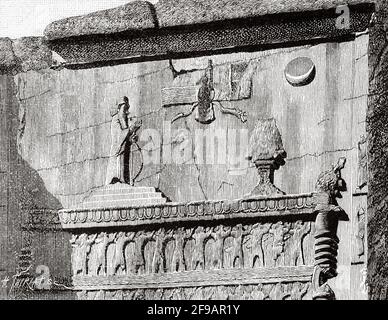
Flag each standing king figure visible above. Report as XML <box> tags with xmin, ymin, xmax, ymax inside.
<box><xmin>105</xmin><ymin>96</ymin><xmax>141</xmax><ymax>185</ymax></box>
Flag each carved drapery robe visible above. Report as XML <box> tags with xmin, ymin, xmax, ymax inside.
<box><xmin>105</xmin><ymin>103</ymin><xmax>136</xmax><ymax>185</ymax></box>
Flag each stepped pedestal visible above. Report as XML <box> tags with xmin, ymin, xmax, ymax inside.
<box><xmin>81</xmin><ymin>184</ymin><xmax>167</xmax><ymax>209</ymax></box>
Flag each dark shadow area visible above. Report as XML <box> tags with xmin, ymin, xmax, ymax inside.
<box><xmin>1</xmin><ymin>75</ymin><xmax>72</xmax><ymax>300</ymax></box>
<box><xmin>10</xmin><ymin>156</ymin><xmax>63</xmax><ymax>211</ymax></box>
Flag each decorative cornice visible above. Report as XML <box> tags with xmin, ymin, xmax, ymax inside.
<box><xmin>44</xmin><ymin>3</ymin><xmax>374</xmax><ymax>69</ymax></box>
<box><xmin>154</xmin><ymin>0</ymin><xmax>375</xmax><ymax>29</ymax></box>
<box><xmin>44</xmin><ymin>1</ymin><xmax>157</xmax><ymax>41</ymax></box>
<box><xmin>59</xmin><ymin>193</ymin><xmax>315</xmax><ymax>230</ymax></box>
<box><xmin>44</xmin><ymin>1</ymin><xmax>375</xmax><ymax>40</ymax></box>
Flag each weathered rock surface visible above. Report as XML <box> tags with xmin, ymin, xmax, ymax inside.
<box><xmin>155</xmin><ymin>0</ymin><xmax>373</xmax><ymax>28</ymax></box>
<box><xmin>44</xmin><ymin>1</ymin><xmax>158</xmax><ymax>40</ymax></box>
<box><xmin>367</xmin><ymin>0</ymin><xmax>388</xmax><ymax>300</ymax></box>
<box><xmin>0</xmin><ymin>38</ymin><xmax>19</xmax><ymax>74</ymax></box>
<box><xmin>0</xmin><ymin>37</ymin><xmax>52</xmax><ymax>75</ymax></box>
<box><xmin>43</xmin><ymin>0</ymin><xmax>375</xmax><ymax>40</ymax></box>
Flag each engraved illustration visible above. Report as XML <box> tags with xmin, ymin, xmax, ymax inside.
<box><xmin>0</xmin><ymin>0</ymin><xmax>382</xmax><ymax>302</ymax></box>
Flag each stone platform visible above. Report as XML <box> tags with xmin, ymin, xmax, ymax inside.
<box><xmin>81</xmin><ymin>184</ymin><xmax>167</xmax><ymax>209</ymax></box>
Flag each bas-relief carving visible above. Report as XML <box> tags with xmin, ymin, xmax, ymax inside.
<box><xmin>210</xmin><ymin>225</ymin><xmax>232</xmax><ymax>269</ymax></box>
<box><xmin>247</xmin><ymin>118</ymin><xmax>287</xmax><ymax>196</ymax></box>
<box><xmin>356</xmin><ymin>135</ymin><xmax>368</xmax><ymax>192</ymax></box>
<box><xmin>70</xmin><ymin>220</ymin><xmax>313</xmax><ymax>278</ymax></box>
<box><xmin>269</xmin><ymin>222</ymin><xmax>291</xmax><ymax>264</ymax></box>
<box><xmin>105</xmin><ymin>96</ymin><xmax>142</xmax><ymax>186</ymax></box>
<box><xmin>351</xmin><ymin>132</ymin><xmax>368</xmax><ymax>264</ymax></box>
<box><xmin>170</xmin><ymin>227</ymin><xmax>187</xmax><ymax>272</ymax></box>
<box><xmin>190</xmin><ymin>226</ymin><xmax>212</xmax><ymax>270</ymax></box>
<box><xmin>356</xmin><ymin>205</ymin><xmax>366</xmax><ymax>259</ymax></box>
<box><xmin>77</xmin><ymin>282</ymin><xmax>310</xmax><ymax>300</ymax></box>
<box><xmin>60</xmin><ymin>194</ymin><xmax>315</xmax><ymax>227</ymax></box>
<box><xmin>230</xmin><ymin>62</ymin><xmax>253</xmax><ymax>100</ymax></box>
<box><xmin>312</xmin><ymin>157</ymin><xmax>347</xmax><ymax>300</ymax></box>
<box><xmin>352</xmin><ymin>204</ymin><xmax>366</xmax><ymax>264</ymax></box>
<box><xmin>166</xmin><ymin>60</ymin><xmax>248</xmax><ymax>124</ymax></box>
<box><xmin>70</xmin><ymin>233</ymin><xmax>96</xmax><ymax>276</ymax></box>
<box><xmin>90</xmin><ymin>232</ymin><xmax>115</xmax><ymax>276</ymax></box>
<box><xmin>351</xmin><ymin>136</ymin><xmax>367</xmax><ymax>265</ymax></box>
<box><xmin>64</xmin><ymin>101</ymin><xmax>349</xmax><ymax>300</ymax></box>
<box><xmin>284</xmin><ymin>221</ymin><xmax>311</xmax><ymax>266</ymax></box>
<box><xmin>171</xmin><ymin>61</ymin><xmax>216</xmax><ymax>124</ymax></box>
<box><xmin>284</xmin><ymin>57</ymin><xmax>316</xmax><ymax>87</ymax></box>
<box><xmin>245</xmin><ymin>224</ymin><xmax>269</xmax><ymax>268</ymax></box>
<box><xmin>164</xmin><ymin>59</ymin><xmax>256</xmax><ymax>104</ymax></box>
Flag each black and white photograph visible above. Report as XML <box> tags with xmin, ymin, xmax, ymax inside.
<box><xmin>0</xmin><ymin>0</ymin><xmax>386</xmax><ymax>306</ymax></box>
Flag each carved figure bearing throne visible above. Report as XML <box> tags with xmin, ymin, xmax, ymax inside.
<box><xmin>312</xmin><ymin>157</ymin><xmax>348</xmax><ymax>300</ymax></box>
